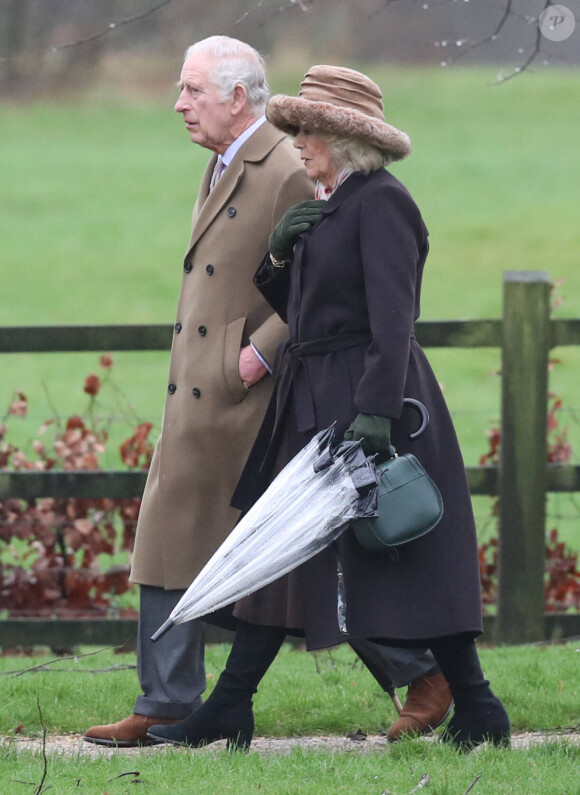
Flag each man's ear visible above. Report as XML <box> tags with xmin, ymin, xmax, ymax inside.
<box><xmin>231</xmin><ymin>83</ymin><xmax>248</xmax><ymax>115</ymax></box>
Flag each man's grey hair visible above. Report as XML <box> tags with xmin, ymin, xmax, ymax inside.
<box><xmin>185</xmin><ymin>36</ymin><xmax>269</xmax><ymax>113</ymax></box>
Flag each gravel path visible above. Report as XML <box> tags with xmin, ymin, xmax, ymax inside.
<box><xmin>3</xmin><ymin>730</ymin><xmax>579</xmax><ymax>757</ymax></box>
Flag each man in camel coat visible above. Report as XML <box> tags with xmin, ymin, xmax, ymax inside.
<box><xmin>83</xmin><ymin>36</ymin><xmax>450</xmax><ymax>748</ymax></box>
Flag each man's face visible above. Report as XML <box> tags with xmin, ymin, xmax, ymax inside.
<box><xmin>174</xmin><ymin>52</ymin><xmax>234</xmax><ymax>153</ymax></box>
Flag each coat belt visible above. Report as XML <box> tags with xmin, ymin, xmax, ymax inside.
<box><xmin>279</xmin><ymin>331</ymin><xmax>372</xmax><ymax>432</ymax></box>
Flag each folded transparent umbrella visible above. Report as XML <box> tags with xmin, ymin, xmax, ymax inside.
<box><xmin>151</xmin><ymin>425</ymin><xmax>378</xmax><ymax>642</ymax></box>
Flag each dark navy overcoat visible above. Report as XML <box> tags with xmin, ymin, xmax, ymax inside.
<box><xmin>232</xmin><ymin>168</ymin><xmax>483</xmax><ymax>650</ymax></box>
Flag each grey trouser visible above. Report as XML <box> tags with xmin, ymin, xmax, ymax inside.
<box><xmin>134</xmin><ymin>585</ymin><xmax>206</xmax><ymax>719</ymax></box>
<box><xmin>133</xmin><ymin>586</ymin><xmax>439</xmax><ymax>717</ymax></box>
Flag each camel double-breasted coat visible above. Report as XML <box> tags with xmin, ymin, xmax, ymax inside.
<box><xmin>231</xmin><ymin>169</ymin><xmax>484</xmax><ymax>649</ymax></box>
<box><xmin>131</xmin><ymin>122</ymin><xmax>313</xmax><ymax>590</ymax></box>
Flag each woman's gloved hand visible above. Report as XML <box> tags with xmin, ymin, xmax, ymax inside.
<box><xmin>344</xmin><ymin>413</ymin><xmax>395</xmax><ymax>458</ymax></box>
<box><xmin>268</xmin><ymin>200</ymin><xmax>326</xmax><ymax>261</ymax></box>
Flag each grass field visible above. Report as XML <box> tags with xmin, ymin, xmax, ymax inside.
<box><xmin>1</xmin><ymin>643</ymin><xmax>579</xmax><ymax>793</ymax></box>
<box><xmin>2</xmin><ymin>743</ymin><xmax>579</xmax><ymax>795</ymax></box>
<box><xmin>1</xmin><ymin>66</ymin><xmax>579</xmax><ymax>550</ymax></box>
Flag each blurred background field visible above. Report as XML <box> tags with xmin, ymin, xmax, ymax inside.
<box><xmin>1</xmin><ymin>1</ymin><xmax>579</xmax><ymax>555</ymax></box>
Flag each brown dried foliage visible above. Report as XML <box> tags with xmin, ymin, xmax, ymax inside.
<box><xmin>0</xmin><ymin>357</ymin><xmax>154</xmax><ymax>618</ymax></box>
<box><xmin>1</xmin><ymin>357</ymin><xmax>578</xmax><ymax>618</ymax></box>
<box><xmin>478</xmin><ymin>392</ymin><xmax>580</xmax><ymax>613</ymax></box>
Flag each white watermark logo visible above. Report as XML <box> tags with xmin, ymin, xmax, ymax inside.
<box><xmin>539</xmin><ymin>4</ymin><xmax>576</xmax><ymax>41</ymax></box>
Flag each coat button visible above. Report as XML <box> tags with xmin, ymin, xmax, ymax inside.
<box><xmin>198</xmin><ymin>325</ymin><xmax>207</xmax><ymax>337</ymax></box>
<box><xmin>227</xmin><ymin>207</ymin><xmax>236</xmax><ymax>218</ymax></box>
<box><xmin>174</xmin><ymin>322</ymin><xmax>182</xmax><ymax>333</ymax></box>
<box><xmin>168</xmin><ymin>383</ymin><xmax>177</xmax><ymax>394</ymax></box>
<box><xmin>192</xmin><ymin>387</ymin><xmax>201</xmax><ymax>398</ymax></box>
<box><xmin>206</xmin><ymin>264</ymin><xmax>214</xmax><ymax>275</ymax></box>
<box><xmin>184</xmin><ymin>261</ymin><xmax>193</xmax><ymax>273</ymax></box>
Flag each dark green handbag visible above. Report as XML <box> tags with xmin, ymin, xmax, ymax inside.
<box><xmin>351</xmin><ymin>452</ymin><xmax>444</xmax><ymax>552</ymax></box>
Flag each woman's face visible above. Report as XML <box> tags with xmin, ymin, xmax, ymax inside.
<box><xmin>293</xmin><ymin>130</ymin><xmax>337</xmax><ymax>186</ymax></box>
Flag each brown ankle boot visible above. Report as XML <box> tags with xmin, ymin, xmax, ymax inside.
<box><xmin>387</xmin><ymin>673</ymin><xmax>453</xmax><ymax>742</ymax></box>
<box><xmin>83</xmin><ymin>713</ymin><xmax>180</xmax><ymax>747</ymax></box>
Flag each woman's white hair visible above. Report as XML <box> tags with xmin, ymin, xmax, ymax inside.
<box><xmin>185</xmin><ymin>36</ymin><xmax>269</xmax><ymax>113</ymax></box>
<box><xmin>322</xmin><ymin>134</ymin><xmax>389</xmax><ymax>173</ymax></box>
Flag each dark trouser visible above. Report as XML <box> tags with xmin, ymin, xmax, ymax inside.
<box><xmin>350</xmin><ymin>639</ymin><xmax>439</xmax><ymax>691</ymax></box>
<box><xmin>133</xmin><ymin>587</ymin><xmax>439</xmax><ymax>717</ymax></box>
<box><xmin>134</xmin><ymin>585</ymin><xmax>206</xmax><ymax>719</ymax></box>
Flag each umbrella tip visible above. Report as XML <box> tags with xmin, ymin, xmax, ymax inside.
<box><xmin>150</xmin><ymin>618</ymin><xmax>175</xmax><ymax>643</ymax></box>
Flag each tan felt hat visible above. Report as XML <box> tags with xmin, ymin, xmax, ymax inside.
<box><xmin>267</xmin><ymin>65</ymin><xmax>411</xmax><ymax>162</ymax></box>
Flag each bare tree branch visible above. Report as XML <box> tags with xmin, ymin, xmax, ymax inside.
<box><xmin>0</xmin><ymin>0</ymin><xmax>173</xmax><ymax>66</ymax></box>
<box><xmin>50</xmin><ymin>0</ymin><xmax>173</xmax><ymax>53</ymax></box>
<box><xmin>437</xmin><ymin>0</ymin><xmax>553</xmax><ymax>82</ymax></box>
<box><xmin>215</xmin><ymin>0</ymin><xmax>314</xmax><ymax>37</ymax></box>
<box><xmin>492</xmin><ymin>21</ymin><xmax>543</xmax><ymax>84</ymax></box>
<box><xmin>230</xmin><ymin>0</ymin><xmax>267</xmax><ymax>28</ymax></box>
<box><xmin>370</xmin><ymin>0</ymin><xmax>467</xmax><ymax>21</ymax></box>
<box><xmin>8</xmin><ymin>663</ymin><xmax>137</xmax><ymax>675</ymax></box>
<box><xmin>1</xmin><ymin>645</ymin><xmax>126</xmax><ymax>677</ymax></box>
<box><xmin>463</xmin><ymin>772</ymin><xmax>484</xmax><ymax>795</ymax></box>
<box><xmin>410</xmin><ymin>774</ymin><xmax>431</xmax><ymax>793</ymax></box>
<box><xmin>107</xmin><ymin>771</ymin><xmax>141</xmax><ymax>782</ymax></box>
<box><xmin>0</xmin><ymin>0</ymin><xmax>316</xmax><ymax>70</ymax></box>
<box><xmin>458</xmin><ymin>0</ymin><xmax>515</xmax><ymax>56</ymax></box>
<box><xmin>0</xmin><ymin>0</ymin><xmax>569</xmax><ymax>85</ymax></box>
<box><xmin>33</xmin><ymin>696</ymin><xmax>49</xmax><ymax>795</ymax></box>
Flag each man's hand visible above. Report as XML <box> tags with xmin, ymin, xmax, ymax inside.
<box><xmin>238</xmin><ymin>345</ymin><xmax>267</xmax><ymax>388</ymax></box>
<box><xmin>268</xmin><ymin>200</ymin><xmax>326</xmax><ymax>261</ymax></box>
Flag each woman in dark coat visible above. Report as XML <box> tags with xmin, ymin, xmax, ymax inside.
<box><xmin>148</xmin><ymin>65</ymin><xmax>510</xmax><ymax>752</ymax></box>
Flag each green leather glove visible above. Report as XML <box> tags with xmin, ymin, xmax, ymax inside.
<box><xmin>344</xmin><ymin>413</ymin><xmax>394</xmax><ymax>458</ymax></box>
<box><xmin>269</xmin><ymin>200</ymin><xmax>326</xmax><ymax>261</ymax></box>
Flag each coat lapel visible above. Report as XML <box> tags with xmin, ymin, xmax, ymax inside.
<box><xmin>294</xmin><ymin>172</ymin><xmax>371</xmax><ymax>250</ymax></box>
<box><xmin>188</xmin><ymin>156</ymin><xmax>244</xmax><ymax>249</ymax></box>
<box><xmin>187</xmin><ymin>124</ymin><xmax>287</xmax><ymax>252</ymax></box>
<box><xmin>321</xmin><ymin>170</ymin><xmax>372</xmax><ymax>216</ymax></box>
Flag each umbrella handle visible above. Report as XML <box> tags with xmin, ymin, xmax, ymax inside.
<box><xmin>403</xmin><ymin>398</ymin><xmax>429</xmax><ymax>439</ymax></box>
<box><xmin>151</xmin><ymin>618</ymin><xmax>175</xmax><ymax>643</ymax></box>
<box><xmin>390</xmin><ymin>691</ymin><xmax>404</xmax><ymax>714</ymax></box>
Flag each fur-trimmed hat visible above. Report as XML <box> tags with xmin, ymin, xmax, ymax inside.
<box><xmin>267</xmin><ymin>65</ymin><xmax>411</xmax><ymax>162</ymax></box>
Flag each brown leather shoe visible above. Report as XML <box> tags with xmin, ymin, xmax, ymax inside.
<box><xmin>83</xmin><ymin>713</ymin><xmax>180</xmax><ymax>747</ymax></box>
<box><xmin>387</xmin><ymin>673</ymin><xmax>453</xmax><ymax>742</ymax></box>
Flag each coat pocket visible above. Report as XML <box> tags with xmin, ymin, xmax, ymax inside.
<box><xmin>223</xmin><ymin>316</ymin><xmax>250</xmax><ymax>404</ymax></box>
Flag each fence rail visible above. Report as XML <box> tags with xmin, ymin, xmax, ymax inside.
<box><xmin>1</xmin><ymin>463</ymin><xmax>579</xmax><ymax>502</ymax></box>
<box><xmin>2</xmin><ymin>615</ymin><xmax>578</xmax><ymax>651</ymax></box>
<box><xmin>1</xmin><ymin>271</ymin><xmax>579</xmax><ymax>647</ymax></box>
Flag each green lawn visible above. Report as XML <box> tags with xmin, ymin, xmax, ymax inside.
<box><xmin>1</xmin><ymin>643</ymin><xmax>579</xmax><ymax>793</ymax></box>
<box><xmin>0</xmin><ymin>739</ymin><xmax>580</xmax><ymax>795</ymax></box>
<box><xmin>2</xmin><ymin>67</ymin><xmax>579</xmax><ymax>555</ymax></box>
<box><xmin>3</xmin><ymin>642</ymin><xmax>578</xmax><ymax>737</ymax></box>
<box><xmin>2</xmin><ymin>743</ymin><xmax>579</xmax><ymax>794</ymax></box>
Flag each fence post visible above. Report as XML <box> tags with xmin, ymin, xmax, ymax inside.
<box><xmin>496</xmin><ymin>271</ymin><xmax>551</xmax><ymax>644</ymax></box>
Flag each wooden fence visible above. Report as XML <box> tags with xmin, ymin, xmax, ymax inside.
<box><xmin>1</xmin><ymin>271</ymin><xmax>579</xmax><ymax>649</ymax></box>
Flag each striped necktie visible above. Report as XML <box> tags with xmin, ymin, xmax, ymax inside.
<box><xmin>209</xmin><ymin>156</ymin><xmax>226</xmax><ymax>191</ymax></box>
